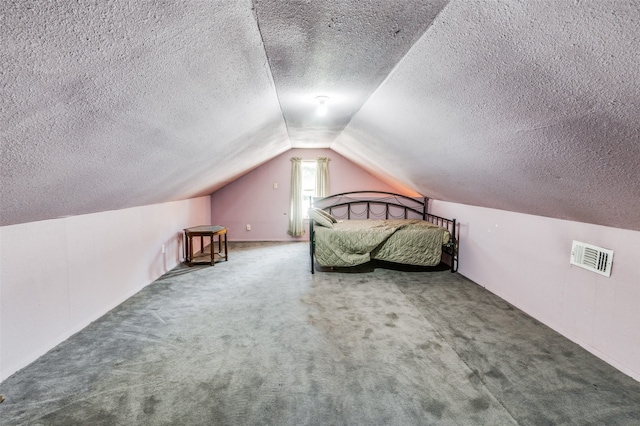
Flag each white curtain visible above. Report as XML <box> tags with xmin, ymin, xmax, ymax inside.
<box><xmin>315</xmin><ymin>157</ymin><xmax>330</xmax><ymax>197</ymax></box>
<box><xmin>288</xmin><ymin>157</ymin><xmax>304</xmax><ymax>236</ymax></box>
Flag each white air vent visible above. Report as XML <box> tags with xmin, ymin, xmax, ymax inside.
<box><xmin>570</xmin><ymin>240</ymin><xmax>613</xmax><ymax>277</ymax></box>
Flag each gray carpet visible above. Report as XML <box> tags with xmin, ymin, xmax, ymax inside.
<box><xmin>1</xmin><ymin>242</ymin><xmax>639</xmax><ymax>425</ymax></box>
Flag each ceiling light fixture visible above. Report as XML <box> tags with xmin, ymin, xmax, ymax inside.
<box><xmin>316</xmin><ymin>96</ymin><xmax>329</xmax><ymax>116</ymax></box>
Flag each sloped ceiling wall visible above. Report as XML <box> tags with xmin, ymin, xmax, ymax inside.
<box><xmin>332</xmin><ymin>0</ymin><xmax>640</xmax><ymax>231</ymax></box>
<box><xmin>1</xmin><ymin>1</ymin><xmax>290</xmax><ymax>225</ymax></box>
<box><xmin>254</xmin><ymin>0</ymin><xmax>447</xmax><ymax>147</ymax></box>
<box><xmin>2</xmin><ymin>1</ymin><xmax>639</xmax><ymax>230</ymax></box>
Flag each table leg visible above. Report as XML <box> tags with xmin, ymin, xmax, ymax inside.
<box><xmin>184</xmin><ymin>231</ymin><xmax>188</xmax><ymax>263</ymax></box>
<box><xmin>211</xmin><ymin>234</ymin><xmax>216</xmax><ymax>266</ymax></box>
<box><xmin>188</xmin><ymin>235</ymin><xmax>193</xmax><ymax>266</ymax></box>
<box><xmin>224</xmin><ymin>233</ymin><xmax>228</xmax><ymax>261</ymax></box>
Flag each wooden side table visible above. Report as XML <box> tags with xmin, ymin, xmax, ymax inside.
<box><xmin>183</xmin><ymin>225</ymin><xmax>228</xmax><ymax>266</ymax></box>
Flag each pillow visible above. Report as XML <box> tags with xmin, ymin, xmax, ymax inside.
<box><xmin>314</xmin><ymin>207</ymin><xmax>338</xmax><ymax>223</ymax></box>
<box><xmin>309</xmin><ymin>208</ymin><xmax>333</xmax><ymax>228</ymax></box>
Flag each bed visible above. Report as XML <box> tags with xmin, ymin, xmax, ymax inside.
<box><xmin>309</xmin><ymin>191</ymin><xmax>458</xmax><ymax>274</ymax></box>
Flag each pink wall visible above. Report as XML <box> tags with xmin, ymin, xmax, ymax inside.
<box><xmin>430</xmin><ymin>200</ymin><xmax>640</xmax><ymax>381</ymax></box>
<box><xmin>0</xmin><ymin>196</ymin><xmax>211</xmax><ymax>382</ymax></box>
<box><xmin>210</xmin><ymin>148</ymin><xmax>400</xmax><ymax>241</ymax></box>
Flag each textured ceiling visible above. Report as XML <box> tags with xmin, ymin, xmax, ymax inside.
<box><xmin>254</xmin><ymin>0</ymin><xmax>447</xmax><ymax>148</ymax></box>
<box><xmin>1</xmin><ymin>1</ymin><xmax>639</xmax><ymax>230</ymax></box>
<box><xmin>332</xmin><ymin>0</ymin><xmax>640</xmax><ymax>231</ymax></box>
<box><xmin>1</xmin><ymin>1</ymin><xmax>289</xmax><ymax>224</ymax></box>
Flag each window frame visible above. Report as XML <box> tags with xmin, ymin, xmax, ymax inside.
<box><xmin>301</xmin><ymin>160</ymin><xmax>317</xmax><ymax>219</ymax></box>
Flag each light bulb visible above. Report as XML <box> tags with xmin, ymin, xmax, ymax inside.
<box><xmin>315</xmin><ymin>96</ymin><xmax>329</xmax><ymax>116</ymax></box>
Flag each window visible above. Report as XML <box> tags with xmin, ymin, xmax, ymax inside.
<box><xmin>288</xmin><ymin>156</ymin><xmax>329</xmax><ymax>237</ymax></box>
<box><xmin>301</xmin><ymin>160</ymin><xmax>316</xmax><ymax>219</ymax></box>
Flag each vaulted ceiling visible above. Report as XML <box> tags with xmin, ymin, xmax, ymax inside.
<box><xmin>2</xmin><ymin>1</ymin><xmax>639</xmax><ymax>230</ymax></box>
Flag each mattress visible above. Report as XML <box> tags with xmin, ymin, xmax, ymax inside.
<box><xmin>313</xmin><ymin>219</ymin><xmax>450</xmax><ymax>268</ymax></box>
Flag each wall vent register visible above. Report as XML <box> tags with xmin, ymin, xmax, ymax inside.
<box><xmin>570</xmin><ymin>240</ymin><xmax>613</xmax><ymax>277</ymax></box>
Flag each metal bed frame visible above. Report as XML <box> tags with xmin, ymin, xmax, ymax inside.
<box><xmin>309</xmin><ymin>191</ymin><xmax>458</xmax><ymax>274</ymax></box>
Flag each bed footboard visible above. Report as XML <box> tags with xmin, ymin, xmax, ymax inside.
<box><xmin>424</xmin><ymin>213</ymin><xmax>458</xmax><ymax>273</ymax></box>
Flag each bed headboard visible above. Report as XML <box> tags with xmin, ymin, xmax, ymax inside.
<box><xmin>312</xmin><ymin>191</ymin><xmax>426</xmax><ymax>220</ymax></box>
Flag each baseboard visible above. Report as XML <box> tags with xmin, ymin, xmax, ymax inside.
<box><xmin>471</xmin><ymin>277</ymin><xmax>640</xmax><ymax>383</ymax></box>
<box><xmin>230</xmin><ymin>239</ymin><xmax>310</xmax><ymax>242</ymax></box>
<box><xmin>553</xmin><ymin>328</ymin><xmax>640</xmax><ymax>383</ymax></box>
<box><xmin>0</xmin><ymin>280</ymin><xmax>155</xmax><ymax>383</ymax></box>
